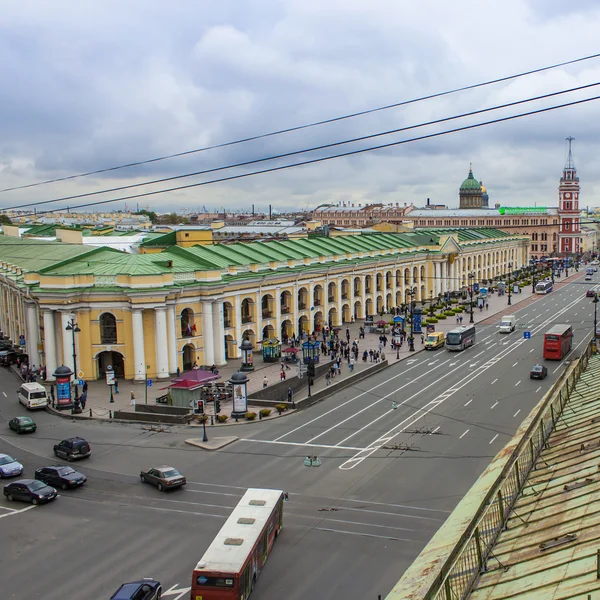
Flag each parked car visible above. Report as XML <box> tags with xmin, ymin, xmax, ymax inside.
<box><xmin>53</xmin><ymin>437</ymin><xmax>91</xmax><ymax>461</ymax></box>
<box><xmin>3</xmin><ymin>479</ymin><xmax>57</xmax><ymax>505</ymax></box>
<box><xmin>8</xmin><ymin>416</ymin><xmax>37</xmax><ymax>434</ymax></box>
<box><xmin>140</xmin><ymin>466</ymin><xmax>186</xmax><ymax>491</ymax></box>
<box><xmin>35</xmin><ymin>466</ymin><xmax>87</xmax><ymax>490</ymax></box>
<box><xmin>0</xmin><ymin>340</ymin><xmax>14</xmax><ymax>351</ymax></box>
<box><xmin>587</xmin><ymin>289</ymin><xmax>597</xmax><ymax>298</ymax></box>
<box><xmin>110</xmin><ymin>579</ymin><xmax>162</xmax><ymax>600</ymax></box>
<box><xmin>0</xmin><ymin>454</ymin><xmax>24</xmax><ymax>477</ymax></box>
<box><xmin>530</xmin><ymin>364</ymin><xmax>548</xmax><ymax>380</ymax></box>
<box><xmin>0</xmin><ymin>350</ymin><xmax>27</xmax><ymax>366</ymax></box>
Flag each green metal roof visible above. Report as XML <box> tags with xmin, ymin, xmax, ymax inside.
<box><xmin>20</xmin><ymin>224</ymin><xmax>57</xmax><ymax>238</ymax></box>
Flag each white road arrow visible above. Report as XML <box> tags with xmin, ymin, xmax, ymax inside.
<box><xmin>406</xmin><ymin>359</ymin><xmax>417</xmax><ymax>364</ymax></box>
<box><xmin>428</xmin><ymin>360</ymin><xmax>438</xmax><ymax>366</ymax></box>
<box><xmin>449</xmin><ymin>362</ymin><xmax>457</xmax><ymax>366</ymax></box>
<box><xmin>469</xmin><ymin>362</ymin><xmax>479</xmax><ymax>368</ymax></box>
<box><xmin>163</xmin><ymin>584</ymin><xmax>192</xmax><ymax>599</ymax></box>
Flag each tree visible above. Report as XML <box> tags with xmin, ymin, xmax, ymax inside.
<box><xmin>0</xmin><ymin>214</ymin><xmax>12</xmax><ymax>226</ymax></box>
<box><xmin>135</xmin><ymin>209</ymin><xmax>157</xmax><ymax>224</ymax></box>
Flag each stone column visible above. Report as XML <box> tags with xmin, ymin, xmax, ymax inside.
<box><xmin>154</xmin><ymin>307</ymin><xmax>169</xmax><ymax>379</ymax></box>
<box><xmin>434</xmin><ymin>262</ymin><xmax>441</xmax><ymax>296</ymax></box>
<box><xmin>234</xmin><ymin>295</ymin><xmax>242</xmax><ymax>359</ymax></box>
<box><xmin>212</xmin><ymin>301</ymin><xmax>226</xmax><ymax>366</ymax></box>
<box><xmin>43</xmin><ymin>309</ymin><xmax>57</xmax><ymax>380</ymax></box>
<box><xmin>132</xmin><ymin>308</ymin><xmax>146</xmax><ymax>382</ymax></box>
<box><xmin>275</xmin><ymin>287</ymin><xmax>282</xmax><ymax>339</ymax></box>
<box><xmin>26</xmin><ymin>303</ymin><xmax>40</xmax><ymax>366</ymax></box>
<box><xmin>166</xmin><ymin>303</ymin><xmax>177</xmax><ymax>374</ymax></box>
<box><xmin>61</xmin><ymin>311</ymin><xmax>75</xmax><ymax>373</ymax></box>
<box><xmin>201</xmin><ymin>301</ymin><xmax>215</xmax><ymax>367</ymax></box>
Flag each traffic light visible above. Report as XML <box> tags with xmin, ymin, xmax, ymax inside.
<box><xmin>215</xmin><ymin>399</ymin><xmax>221</xmax><ymax>414</ymax></box>
<box><xmin>196</xmin><ymin>400</ymin><xmax>204</xmax><ymax>414</ymax></box>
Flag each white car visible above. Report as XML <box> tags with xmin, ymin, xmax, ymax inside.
<box><xmin>0</xmin><ymin>454</ymin><xmax>24</xmax><ymax>478</ymax></box>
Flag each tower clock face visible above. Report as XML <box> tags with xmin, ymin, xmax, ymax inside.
<box><xmin>564</xmin><ymin>192</ymin><xmax>571</xmax><ymax>199</ymax></box>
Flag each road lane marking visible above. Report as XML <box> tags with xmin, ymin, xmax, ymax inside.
<box><xmin>459</xmin><ymin>429</ymin><xmax>469</xmax><ymax>439</ymax></box>
<box><xmin>0</xmin><ymin>505</ymin><xmax>36</xmax><ymax>519</ymax></box>
<box><xmin>553</xmin><ymin>364</ymin><xmax>563</xmax><ymax>374</ymax></box>
<box><xmin>530</xmin><ymin>348</ymin><xmax>535</xmax><ymax>353</ymax></box>
<box><xmin>464</xmin><ymin>399</ymin><xmax>472</xmax><ymax>407</ymax></box>
<box><xmin>536</xmin><ymin>386</ymin><xmax>542</xmax><ymax>393</ymax></box>
<box><xmin>491</xmin><ymin>378</ymin><xmax>498</xmax><ymax>384</ymax></box>
<box><xmin>513</xmin><ymin>409</ymin><xmax>521</xmax><ymax>418</ymax></box>
<box><xmin>489</xmin><ymin>434</ymin><xmax>499</xmax><ymax>444</ymax></box>
<box><xmin>2</xmin><ymin>392</ymin><xmax>6</xmax><ymax>398</ymax></box>
<box><xmin>515</xmin><ymin>380</ymin><xmax>521</xmax><ymax>386</ymax></box>
<box><xmin>163</xmin><ymin>585</ymin><xmax>192</xmax><ymax>599</ymax></box>
<box><xmin>314</xmin><ymin>527</ymin><xmax>418</xmax><ymax>543</ymax></box>
<box><xmin>512</xmin><ymin>362</ymin><xmax>518</xmax><ymax>367</ymax></box>
<box><xmin>469</xmin><ymin>362</ymin><xmax>479</xmax><ymax>367</ymax></box>
<box><xmin>429</xmin><ymin>426</ymin><xmax>440</xmax><ymax>435</ymax></box>
<box><xmin>272</xmin><ymin>357</ymin><xmax>447</xmax><ymax>442</ymax></box>
<box><xmin>490</xmin><ymin>401</ymin><xmax>498</xmax><ymax>409</ymax></box>
<box><xmin>241</xmin><ymin>439</ymin><xmax>365</xmax><ymax>451</ymax></box>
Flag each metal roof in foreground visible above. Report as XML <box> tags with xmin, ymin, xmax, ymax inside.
<box><xmin>470</xmin><ymin>354</ymin><xmax>600</xmax><ymax>599</ymax></box>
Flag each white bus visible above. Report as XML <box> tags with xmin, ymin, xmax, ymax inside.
<box><xmin>446</xmin><ymin>325</ymin><xmax>476</xmax><ymax>351</ymax></box>
<box><xmin>535</xmin><ymin>280</ymin><xmax>553</xmax><ymax>294</ymax></box>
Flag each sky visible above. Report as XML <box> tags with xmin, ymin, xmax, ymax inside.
<box><xmin>1</xmin><ymin>0</ymin><xmax>600</xmax><ymax>216</ymax></box>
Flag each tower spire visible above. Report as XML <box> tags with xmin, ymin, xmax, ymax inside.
<box><xmin>565</xmin><ymin>136</ymin><xmax>575</xmax><ymax>169</ymax></box>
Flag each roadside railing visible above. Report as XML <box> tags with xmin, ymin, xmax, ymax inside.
<box><xmin>388</xmin><ymin>341</ymin><xmax>593</xmax><ymax>600</ymax></box>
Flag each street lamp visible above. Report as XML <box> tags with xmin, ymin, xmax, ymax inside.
<box><xmin>429</xmin><ymin>289</ymin><xmax>434</xmax><ymax>317</ymax></box>
<box><xmin>593</xmin><ymin>293</ymin><xmax>599</xmax><ymax>347</ymax></box>
<box><xmin>532</xmin><ymin>270</ymin><xmax>537</xmax><ymax>294</ymax></box>
<box><xmin>408</xmin><ymin>287</ymin><xmax>416</xmax><ymax>351</ymax></box>
<box><xmin>65</xmin><ymin>317</ymin><xmax>82</xmax><ymax>414</ymax></box>
<box><xmin>507</xmin><ymin>262</ymin><xmax>513</xmax><ymax>306</ymax></box>
<box><xmin>468</xmin><ymin>272</ymin><xmax>475</xmax><ymax>324</ymax></box>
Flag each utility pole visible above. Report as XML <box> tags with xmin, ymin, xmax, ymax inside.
<box><xmin>507</xmin><ymin>262</ymin><xmax>513</xmax><ymax>306</ymax></box>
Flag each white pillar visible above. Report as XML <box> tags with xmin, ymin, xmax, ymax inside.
<box><xmin>434</xmin><ymin>262</ymin><xmax>441</xmax><ymax>296</ymax></box>
<box><xmin>275</xmin><ymin>287</ymin><xmax>281</xmax><ymax>339</ymax></box>
<box><xmin>234</xmin><ymin>295</ymin><xmax>242</xmax><ymax>359</ymax></box>
<box><xmin>154</xmin><ymin>307</ymin><xmax>169</xmax><ymax>379</ymax></box>
<box><xmin>361</xmin><ymin>275</ymin><xmax>367</xmax><ymax>318</ymax></box>
<box><xmin>43</xmin><ymin>310</ymin><xmax>57</xmax><ymax>380</ymax></box>
<box><xmin>166</xmin><ymin>303</ymin><xmax>177</xmax><ymax>374</ymax></box>
<box><xmin>26</xmin><ymin>303</ymin><xmax>40</xmax><ymax>366</ymax></box>
<box><xmin>132</xmin><ymin>308</ymin><xmax>146</xmax><ymax>382</ymax></box>
<box><xmin>61</xmin><ymin>311</ymin><xmax>75</xmax><ymax>373</ymax></box>
<box><xmin>212</xmin><ymin>301</ymin><xmax>226</xmax><ymax>366</ymax></box>
<box><xmin>202</xmin><ymin>301</ymin><xmax>215</xmax><ymax>367</ymax></box>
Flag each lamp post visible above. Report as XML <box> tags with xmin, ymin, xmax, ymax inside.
<box><xmin>65</xmin><ymin>317</ymin><xmax>81</xmax><ymax>414</ymax></box>
<box><xmin>593</xmin><ymin>293</ymin><xmax>599</xmax><ymax>347</ymax></box>
<box><xmin>507</xmin><ymin>262</ymin><xmax>513</xmax><ymax>306</ymax></box>
<box><xmin>429</xmin><ymin>289</ymin><xmax>434</xmax><ymax>317</ymax></box>
<box><xmin>408</xmin><ymin>287</ymin><xmax>416</xmax><ymax>351</ymax></box>
<box><xmin>532</xmin><ymin>271</ymin><xmax>537</xmax><ymax>294</ymax></box>
<box><xmin>468</xmin><ymin>272</ymin><xmax>475</xmax><ymax>324</ymax></box>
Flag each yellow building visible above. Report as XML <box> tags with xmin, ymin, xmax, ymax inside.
<box><xmin>0</xmin><ymin>228</ymin><xmax>529</xmax><ymax>382</ymax></box>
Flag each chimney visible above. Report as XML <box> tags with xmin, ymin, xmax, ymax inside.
<box><xmin>269</xmin><ymin>204</ymin><xmax>272</xmax><ymax>220</ymax></box>
<box><xmin>427</xmin><ymin>198</ymin><xmax>430</xmax><ymax>206</ymax></box>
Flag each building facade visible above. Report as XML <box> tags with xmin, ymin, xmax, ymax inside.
<box><xmin>313</xmin><ymin>202</ymin><xmax>414</xmax><ymax>227</ymax></box>
<box><xmin>0</xmin><ymin>229</ymin><xmax>528</xmax><ymax>382</ymax></box>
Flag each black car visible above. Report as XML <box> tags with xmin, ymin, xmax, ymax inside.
<box><xmin>110</xmin><ymin>579</ymin><xmax>162</xmax><ymax>600</ymax></box>
<box><xmin>35</xmin><ymin>466</ymin><xmax>87</xmax><ymax>490</ymax></box>
<box><xmin>0</xmin><ymin>350</ymin><xmax>27</xmax><ymax>366</ymax></box>
<box><xmin>4</xmin><ymin>479</ymin><xmax>57</xmax><ymax>504</ymax></box>
<box><xmin>530</xmin><ymin>364</ymin><xmax>548</xmax><ymax>380</ymax></box>
<box><xmin>53</xmin><ymin>437</ymin><xmax>91</xmax><ymax>461</ymax></box>
<box><xmin>587</xmin><ymin>289</ymin><xmax>597</xmax><ymax>298</ymax></box>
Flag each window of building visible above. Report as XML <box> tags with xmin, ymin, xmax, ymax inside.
<box><xmin>99</xmin><ymin>313</ymin><xmax>117</xmax><ymax>344</ymax></box>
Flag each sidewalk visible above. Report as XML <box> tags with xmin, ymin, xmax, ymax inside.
<box><xmin>45</xmin><ymin>270</ymin><xmax>583</xmax><ymax>422</ymax></box>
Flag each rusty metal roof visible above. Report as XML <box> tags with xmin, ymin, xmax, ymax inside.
<box><xmin>470</xmin><ymin>354</ymin><xmax>600</xmax><ymax>599</ymax></box>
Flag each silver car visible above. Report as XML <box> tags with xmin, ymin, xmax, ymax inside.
<box><xmin>0</xmin><ymin>454</ymin><xmax>24</xmax><ymax>478</ymax></box>
<box><xmin>140</xmin><ymin>466</ymin><xmax>186</xmax><ymax>491</ymax></box>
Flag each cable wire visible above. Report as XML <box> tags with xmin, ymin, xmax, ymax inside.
<box><xmin>1</xmin><ymin>51</ymin><xmax>599</xmax><ymax>194</ymax></box>
<box><xmin>5</xmin><ymin>81</ymin><xmax>599</xmax><ymax>212</ymax></box>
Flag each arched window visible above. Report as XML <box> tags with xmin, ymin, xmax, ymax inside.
<box><xmin>100</xmin><ymin>313</ymin><xmax>117</xmax><ymax>344</ymax></box>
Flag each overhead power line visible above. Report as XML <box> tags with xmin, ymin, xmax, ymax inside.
<box><xmin>1</xmin><ymin>51</ymin><xmax>600</xmax><ymax>194</ymax></box>
<box><xmin>4</xmin><ymin>81</ymin><xmax>600</xmax><ymax>213</ymax></box>
<box><xmin>10</xmin><ymin>92</ymin><xmax>600</xmax><ymax>219</ymax></box>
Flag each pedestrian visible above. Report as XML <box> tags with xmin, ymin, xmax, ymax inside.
<box><xmin>325</xmin><ymin>372</ymin><xmax>331</xmax><ymax>386</ymax></box>
<box><xmin>129</xmin><ymin>391</ymin><xmax>136</xmax><ymax>406</ymax></box>
<box><xmin>349</xmin><ymin>356</ymin><xmax>355</xmax><ymax>372</ymax></box>
<box><xmin>280</xmin><ymin>370</ymin><xmax>286</xmax><ymax>382</ymax></box>
<box><xmin>80</xmin><ymin>391</ymin><xmax>87</xmax><ymax>410</ymax></box>
<box><xmin>114</xmin><ymin>377</ymin><xmax>119</xmax><ymax>394</ymax></box>
<box><xmin>459</xmin><ymin>316</ymin><xmax>463</xmax><ymax>325</ymax></box>
<box><xmin>362</xmin><ymin>350</ymin><xmax>368</xmax><ymax>362</ymax></box>
<box><xmin>50</xmin><ymin>384</ymin><xmax>55</xmax><ymax>408</ymax></box>
<box><xmin>421</xmin><ymin>334</ymin><xmax>424</xmax><ymax>344</ymax></box>
<box><xmin>456</xmin><ymin>315</ymin><xmax>460</xmax><ymax>324</ymax></box>
<box><xmin>288</xmin><ymin>387</ymin><xmax>293</xmax><ymax>402</ymax></box>
<box><xmin>176</xmin><ymin>366</ymin><xmax>181</xmax><ymax>377</ymax></box>
<box><xmin>263</xmin><ymin>375</ymin><xmax>269</xmax><ymax>388</ymax></box>
<box><xmin>369</xmin><ymin>349</ymin><xmax>374</xmax><ymax>362</ymax></box>
<box><xmin>485</xmin><ymin>302</ymin><xmax>489</xmax><ymax>311</ymax></box>
<box><xmin>83</xmin><ymin>380</ymin><xmax>88</xmax><ymax>394</ymax></box>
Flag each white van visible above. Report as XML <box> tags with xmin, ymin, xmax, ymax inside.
<box><xmin>499</xmin><ymin>315</ymin><xmax>516</xmax><ymax>334</ymax></box>
<box><xmin>17</xmin><ymin>383</ymin><xmax>48</xmax><ymax>410</ymax></box>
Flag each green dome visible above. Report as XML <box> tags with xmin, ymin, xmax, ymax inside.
<box><xmin>460</xmin><ymin>168</ymin><xmax>481</xmax><ymax>191</ymax></box>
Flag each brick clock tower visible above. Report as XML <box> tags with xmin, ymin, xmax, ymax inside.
<box><xmin>557</xmin><ymin>136</ymin><xmax>580</xmax><ymax>257</ymax></box>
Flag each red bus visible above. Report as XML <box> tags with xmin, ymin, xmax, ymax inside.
<box><xmin>190</xmin><ymin>488</ymin><xmax>284</xmax><ymax>600</ymax></box>
<box><xmin>543</xmin><ymin>324</ymin><xmax>573</xmax><ymax>360</ymax></box>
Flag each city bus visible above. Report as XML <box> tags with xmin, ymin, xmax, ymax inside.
<box><xmin>190</xmin><ymin>488</ymin><xmax>284</xmax><ymax>600</ymax></box>
<box><xmin>446</xmin><ymin>325</ymin><xmax>476</xmax><ymax>351</ymax></box>
<box><xmin>543</xmin><ymin>324</ymin><xmax>573</xmax><ymax>360</ymax></box>
<box><xmin>535</xmin><ymin>280</ymin><xmax>553</xmax><ymax>294</ymax></box>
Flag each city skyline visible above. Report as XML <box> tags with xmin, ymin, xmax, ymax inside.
<box><xmin>2</xmin><ymin>1</ymin><xmax>600</xmax><ymax>215</ymax></box>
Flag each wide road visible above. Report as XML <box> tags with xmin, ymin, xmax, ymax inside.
<box><xmin>0</xmin><ymin>274</ymin><xmax>595</xmax><ymax>600</ymax></box>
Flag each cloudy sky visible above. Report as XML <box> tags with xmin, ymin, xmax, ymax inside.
<box><xmin>1</xmin><ymin>0</ymin><xmax>600</xmax><ymax>216</ymax></box>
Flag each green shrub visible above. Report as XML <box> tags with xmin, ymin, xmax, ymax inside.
<box><xmin>436</xmin><ymin>313</ymin><xmax>447</xmax><ymax>320</ymax></box>
<box><xmin>260</xmin><ymin>409</ymin><xmax>272</xmax><ymax>418</ymax></box>
<box><xmin>217</xmin><ymin>414</ymin><xmax>228</xmax><ymax>423</ymax></box>
<box><xmin>245</xmin><ymin>412</ymin><xmax>257</xmax><ymax>421</ymax></box>
<box><xmin>274</xmin><ymin>403</ymin><xmax>288</xmax><ymax>415</ymax></box>
<box><xmin>428</xmin><ymin>317</ymin><xmax>438</xmax><ymax>323</ymax></box>
<box><xmin>444</xmin><ymin>310</ymin><xmax>454</xmax><ymax>316</ymax></box>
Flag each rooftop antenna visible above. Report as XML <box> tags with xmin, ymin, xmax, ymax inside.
<box><xmin>565</xmin><ymin>136</ymin><xmax>575</xmax><ymax>169</ymax></box>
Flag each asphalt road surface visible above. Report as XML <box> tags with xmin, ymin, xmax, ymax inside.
<box><xmin>0</xmin><ymin>274</ymin><xmax>595</xmax><ymax>600</ymax></box>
